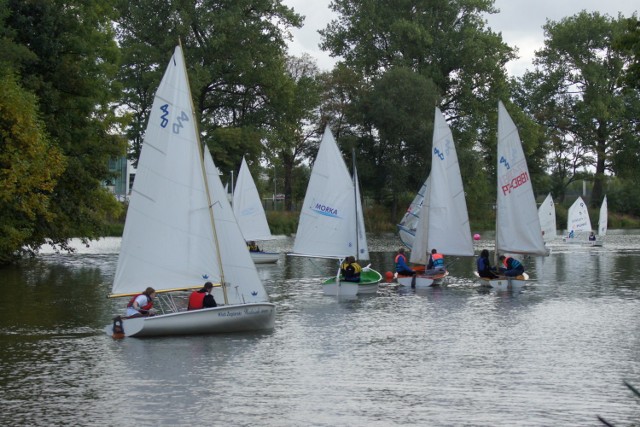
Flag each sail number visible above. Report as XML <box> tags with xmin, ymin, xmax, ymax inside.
<box><xmin>501</xmin><ymin>171</ymin><xmax>529</xmax><ymax>195</ymax></box>
<box><xmin>159</xmin><ymin>104</ymin><xmax>190</xmax><ymax>134</ymax></box>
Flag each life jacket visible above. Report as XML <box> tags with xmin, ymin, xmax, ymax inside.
<box><xmin>503</xmin><ymin>257</ymin><xmax>522</xmax><ymax>269</ymax></box>
<box><xmin>431</xmin><ymin>253</ymin><xmax>444</xmax><ymax>267</ymax></box>
<box><xmin>127</xmin><ymin>294</ymin><xmax>153</xmax><ymax>311</ymax></box>
<box><xmin>188</xmin><ymin>290</ymin><xmax>206</xmax><ymax>310</ymax></box>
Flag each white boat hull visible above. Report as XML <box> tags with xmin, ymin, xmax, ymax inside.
<box><xmin>322</xmin><ymin>281</ymin><xmax>359</xmax><ymax>297</ymax></box>
<box><xmin>107</xmin><ymin>303</ymin><xmax>276</xmax><ymax>338</ymax></box>
<box><xmin>250</xmin><ymin>251</ymin><xmax>279</xmax><ymax>264</ymax></box>
<box><xmin>474</xmin><ymin>272</ymin><xmax>530</xmax><ymax>291</ymax></box>
<box><xmin>396</xmin><ymin>270</ymin><xmax>447</xmax><ymax>288</ymax></box>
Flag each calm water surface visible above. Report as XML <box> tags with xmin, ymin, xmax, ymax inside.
<box><xmin>1</xmin><ymin>232</ymin><xmax>640</xmax><ymax>426</ymax></box>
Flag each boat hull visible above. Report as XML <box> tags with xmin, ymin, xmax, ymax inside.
<box><xmin>396</xmin><ymin>270</ymin><xmax>448</xmax><ymax>288</ymax></box>
<box><xmin>107</xmin><ymin>303</ymin><xmax>276</xmax><ymax>338</ymax></box>
<box><xmin>322</xmin><ymin>269</ymin><xmax>383</xmax><ymax>295</ymax></box>
<box><xmin>474</xmin><ymin>272</ymin><xmax>530</xmax><ymax>291</ymax></box>
<box><xmin>250</xmin><ymin>251</ymin><xmax>279</xmax><ymax>264</ymax></box>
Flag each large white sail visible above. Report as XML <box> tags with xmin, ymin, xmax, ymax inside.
<box><xmin>112</xmin><ymin>46</ymin><xmax>268</xmax><ymax>305</ymax></box>
<box><xmin>397</xmin><ymin>177</ymin><xmax>429</xmax><ymax>249</ymax></box>
<box><xmin>354</xmin><ymin>165</ymin><xmax>370</xmax><ymax>261</ymax></box>
<box><xmin>495</xmin><ymin>102</ymin><xmax>547</xmax><ymax>256</ymax></box>
<box><xmin>291</xmin><ymin>127</ymin><xmax>357</xmax><ymax>259</ymax></box>
<box><xmin>538</xmin><ymin>193</ymin><xmax>557</xmax><ymax>242</ymax></box>
<box><xmin>410</xmin><ymin>108</ymin><xmax>474</xmax><ymax>264</ymax></box>
<box><xmin>598</xmin><ymin>195</ymin><xmax>608</xmax><ymax>236</ymax></box>
<box><xmin>567</xmin><ymin>196</ymin><xmax>592</xmax><ymax>234</ymax></box>
<box><xmin>233</xmin><ymin>157</ymin><xmax>273</xmax><ymax>242</ymax></box>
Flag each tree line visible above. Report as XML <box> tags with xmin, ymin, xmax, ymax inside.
<box><xmin>0</xmin><ymin>0</ymin><xmax>638</xmax><ymax>263</ymax></box>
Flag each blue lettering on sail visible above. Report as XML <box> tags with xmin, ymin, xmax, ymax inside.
<box><xmin>311</xmin><ymin>202</ymin><xmax>340</xmax><ymax>218</ymax></box>
<box><xmin>160</xmin><ymin>104</ymin><xmax>169</xmax><ymax>128</ymax></box>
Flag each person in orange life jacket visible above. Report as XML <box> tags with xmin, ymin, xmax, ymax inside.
<box><xmin>187</xmin><ymin>282</ymin><xmax>217</xmax><ymax>310</ymax></box>
<box><xmin>394</xmin><ymin>248</ymin><xmax>415</xmax><ymax>276</ymax></box>
<box><xmin>498</xmin><ymin>255</ymin><xmax>524</xmax><ymax>277</ymax></box>
<box><xmin>340</xmin><ymin>256</ymin><xmax>362</xmax><ymax>282</ymax></box>
<box><xmin>477</xmin><ymin>249</ymin><xmax>499</xmax><ymax>279</ymax></box>
<box><xmin>126</xmin><ymin>287</ymin><xmax>156</xmax><ymax>317</ymax></box>
<box><xmin>426</xmin><ymin>248</ymin><xmax>445</xmax><ymax>273</ymax></box>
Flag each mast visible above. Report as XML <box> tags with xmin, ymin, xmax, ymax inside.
<box><xmin>352</xmin><ymin>148</ymin><xmax>360</xmax><ymax>260</ymax></box>
<box><xmin>178</xmin><ymin>41</ymin><xmax>229</xmax><ymax>304</ymax></box>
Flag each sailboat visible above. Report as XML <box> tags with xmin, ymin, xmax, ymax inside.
<box><xmin>538</xmin><ymin>193</ymin><xmax>557</xmax><ymax>242</ymax></box>
<box><xmin>107</xmin><ymin>45</ymin><xmax>275</xmax><ymax>337</ymax></box>
<box><xmin>233</xmin><ymin>157</ymin><xmax>279</xmax><ymax>264</ymax></box>
<box><xmin>593</xmin><ymin>195</ymin><xmax>607</xmax><ymax>247</ymax></box>
<box><xmin>396</xmin><ymin>108</ymin><xmax>474</xmax><ymax>288</ymax></box>
<box><xmin>476</xmin><ymin>101</ymin><xmax>548</xmax><ymax>290</ymax></box>
<box><xmin>289</xmin><ymin>127</ymin><xmax>382</xmax><ymax>296</ymax></box>
<box><xmin>397</xmin><ymin>176</ymin><xmax>429</xmax><ymax>249</ymax></box>
<box><xmin>563</xmin><ymin>196</ymin><xmax>592</xmax><ymax>243</ymax></box>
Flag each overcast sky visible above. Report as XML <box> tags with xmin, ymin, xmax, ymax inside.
<box><xmin>283</xmin><ymin>0</ymin><xmax>638</xmax><ymax>76</ymax></box>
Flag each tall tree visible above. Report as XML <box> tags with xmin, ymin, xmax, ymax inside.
<box><xmin>115</xmin><ymin>0</ymin><xmax>302</xmax><ymax>177</ymax></box>
<box><xmin>516</xmin><ymin>11</ymin><xmax>640</xmax><ymax>207</ymax></box>
<box><xmin>2</xmin><ymin>0</ymin><xmax>125</xmax><ymax>257</ymax></box>
<box><xmin>319</xmin><ymin>0</ymin><xmax>516</xmax><ymax>215</ymax></box>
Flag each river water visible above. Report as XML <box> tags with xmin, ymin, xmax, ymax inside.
<box><xmin>1</xmin><ymin>231</ymin><xmax>640</xmax><ymax>426</ymax></box>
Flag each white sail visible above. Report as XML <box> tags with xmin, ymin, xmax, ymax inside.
<box><xmin>397</xmin><ymin>177</ymin><xmax>429</xmax><ymax>249</ymax></box>
<box><xmin>538</xmin><ymin>193</ymin><xmax>557</xmax><ymax>242</ymax></box>
<box><xmin>112</xmin><ymin>46</ymin><xmax>269</xmax><ymax>305</ymax></box>
<box><xmin>410</xmin><ymin>108</ymin><xmax>474</xmax><ymax>264</ymax></box>
<box><xmin>495</xmin><ymin>102</ymin><xmax>547</xmax><ymax>256</ymax></box>
<box><xmin>354</xmin><ymin>165</ymin><xmax>370</xmax><ymax>261</ymax></box>
<box><xmin>233</xmin><ymin>157</ymin><xmax>273</xmax><ymax>242</ymax></box>
<box><xmin>567</xmin><ymin>196</ymin><xmax>592</xmax><ymax>234</ymax></box>
<box><xmin>598</xmin><ymin>195</ymin><xmax>608</xmax><ymax>236</ymax></box>
<box><xmin>291</xmin><ymin>127</ymin><xmax>357</xmax><ymax>259</ymax></box>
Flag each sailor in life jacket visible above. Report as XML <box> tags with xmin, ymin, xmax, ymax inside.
<box><xmin>126</xmin><ymin>287</ymin><xmax>156</xmax><ymax>317</ymax></box>
<box><xmin>427</xmin><ymin>249</ymin><xmax>445</xmax><ymax>272</ymax></box>
<box><xmin>247</xmin><ymin>241</ymin><xmax>261</xmax><ymax>252</ymax></box>
<box><xmin>188</xmin><ymin>282</ymin><xmax>218</xmax><ymax>310</ymax></box>
<box><xmin>498</xmin><ymin>255</ymin><xmax>524</xmax><ymax>277</ymax></box>
<box><xmin>394</xmin><ymin>248</ymin><xmax>415</xmax><ymax>276</ymax></box>
<box><xmin>340</xmin><ymin>256</ymin><xmax>362</xmax><ymax>282</ymax></box>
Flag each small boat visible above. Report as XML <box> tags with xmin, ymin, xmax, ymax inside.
<box><xmin>106</xmin><ymin>45</ymin><xmax>275</xmax><ymax>337</ymax></box>
<box><xmin>476</xmin><ymin>102</ymin><xmax>548</xmax><ymax>291</ymax></box>
<box><xmin>538</xmin><ymin>193</ymin><xmax>557</xmax><ymax>243</ymax></box>
<box><xmin>289</xmin><ymin>127</ymin><xmax>382</xmax><ymax>296</ymax></box>
<box><xmin>396</xmin><ymin>108</ymin><xmax>474</xmax><ymax>288</ymax></box>
<box><xmin>233</xmin><ymin>157</ymin><xmax>279</xmax><ymax>264</ymax></box>
<box><xmin>563</xmin><ymin>196</ymin><xmax>592</xmax><ymax>244</ymax></box>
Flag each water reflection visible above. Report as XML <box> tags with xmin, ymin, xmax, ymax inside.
<box><xmin>1</xmin><ymin>231</ymin><xmax>640</xmax><ymax>425</ymax></box>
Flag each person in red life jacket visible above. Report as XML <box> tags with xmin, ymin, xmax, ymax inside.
<box><xmin>187</xmin><ymin>282</ymin><xmax>218</xmax><ymax>310</ymax></box>
<box><xmin>498</xmin><ymin>255</ymin><xmax>525</xmax><ymax>277</ymax></box>
<box><xmin>394</xmin><ymin>248</ymin><xmax>415</xmax><ymax>276</ymax></box>
<box><xmin>126</xmin><ymin>287</ymin><xmax>156</xmax><ymax>317</ymax></box>
<box><xmin>426</xmin><ymin>248</ymin><xmax>445</xmax><ymax>273</ymax></box>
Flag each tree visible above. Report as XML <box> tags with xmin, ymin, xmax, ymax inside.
<box><xmin>319</xmin><ymin>0</ymin><xmax>516</xmax><ymax>215</ymax></box>
<box><xmin>1</xmin><ymin>0</ymin><xmax>125</xmax><ymax>259</ymax></box>
<box><xmin>517</xmin><ymin>11</ymin><xmax>640</xmax><ymax>207</ymax></box>
<box><xmin>115</xmin><ymin>0</ymin><xmax>302</xmax><ymax>177</ymax></box>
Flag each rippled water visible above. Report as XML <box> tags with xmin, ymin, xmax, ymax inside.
<box><xmin>1</xmin><ymin>232</ymin><xmax>640</xmax><ymax>426</ymax></box>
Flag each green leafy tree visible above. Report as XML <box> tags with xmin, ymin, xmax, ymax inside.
<box><xmin>115</xmin><ymin>0</ymin><xmax>302</xmax><ymax>177</ymax></box>
<box><xmin>517</xmin><ymin>11</ymin><xmax>640</xmax><ymax>208</ymax></box>
<box><xmin>319</xmin><ymin>0</ymin><xmax>516</xmax><ymax>216</ymax></box>
<box><xmin>1</xmin><ymin>0</ymin><xmax>124</xmax><ymax>259</ymax></box>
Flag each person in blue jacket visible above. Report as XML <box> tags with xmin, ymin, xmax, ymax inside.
<box><xmin>498</xmin><ymin>255</ymin><xmax>524</xmax><ymax>277</ymax></box>
<box><xmin>394</xmin><ymin>248</ymin><xmax>415</xmax><ymax>276</ymax></box>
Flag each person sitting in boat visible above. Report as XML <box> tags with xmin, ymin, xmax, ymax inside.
<box><xmin>589</xmin><ymin>232</ymin><xmax>596</xmax><ymax>241</ymax></box>
<box><xmin>498</xmin><ymin>255</ymin><xmax>524</xmax><ymax>277</ymax></box>
<box><xmin>477</xmin><ymin>249</ymin><xmax>499</xmax><ymax>279</ymax></box>
<box><xmin>568</xmin><ymin>229</ymin><xmax>575</xmax><ymax>239</ymax></box>
<box><xmin>187</xmin><ymin>282</ymin><xmax>217</xmax><ymax>310</ymax></box>
<box><xmin>247</xmin><ymin>241</ymin><xmax>261</xmax><ymax>252</ymax></box>
<box><xmin>340</xmin><ymin>256</ymin><xmax>362</xmax><ymax>282</ymax></box>
<box><xmin>394</xmin><ymin>248</ymin><xmax>415</xmax><ymax>276</ymax></box>
<box><xmin>125</xmin><ymin>287</ymin><xmax>156</xmax><ymax>317</ymax></box>
<box><xmin>426</xmin><ymin>248</ymin><xmax>445</xmax><ymax>273</ymax></box>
